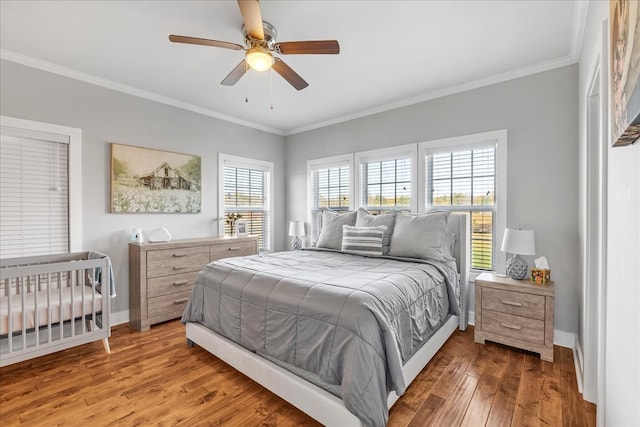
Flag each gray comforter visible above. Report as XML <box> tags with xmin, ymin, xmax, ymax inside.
<box><xmin>181</xmin><ymin>249</ymin><xmax>459</xmax><ymax>427</ymax></box>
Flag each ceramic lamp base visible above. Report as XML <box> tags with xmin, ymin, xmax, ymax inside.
<box><xmin>506</xmin><ymin>254</ymin><xmax>528</xmax><ymax>280</ymax></box>
<box><xmin>291</xmin><ymin>236</ymin><xmax>302</xmax><ymax>251</ymax></box>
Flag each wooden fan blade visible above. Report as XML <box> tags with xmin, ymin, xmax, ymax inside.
<box><xmin>275</xmin><ymin>40</ymin><xmax>340</xmax><ymax>55</ymax></box>
<box><xmin>169</xmin><ymin>35</ymin><xmax>244</xmax><ymax>51</ymax></box>
<box><xmin>221</xmin><ymin>60</ymin><xmax>248</xmax><ymax>86</ymax></box>
<box><xmin>237</xmin><ymin>0</ymin><xmax>264</xmax><ymax>40</ymax></box>
<box><xmin>272</xmin><ymin>58</ymin><xmax>308</xmax><ymax>90</ymax></box>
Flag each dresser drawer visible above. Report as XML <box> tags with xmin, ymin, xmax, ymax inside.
<box><xmin>147</xmin><ymin>271</ymin><xmax>199</xmax><ymax>298</ymax></box>
<box><xmin>482</xmin><ymin>310</ymin><xmax>545</xmax><ymax>345</ymax></box>
<box><xmin>147</xmin><ymin>246</ymin><xmax>210</xmax><ymax>278</ymax></box>
<box><xmin>147</xmin><ymin>289</ymin><xmax>192</xmax><ymax>319</ymax></box>
<box><xmin>482</xmin><ymin>287</ymin><xmax>545</xmax><ymax>320</ymax></box>
<box><xmin>210</xmin><ymin>240</ymin><xmax>257</xmax><ymax>260</ymax></box>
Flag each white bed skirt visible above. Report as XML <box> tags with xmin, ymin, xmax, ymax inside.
<box><xmin>185</xmin><ymin>314</ymin><xmax>459</xmax><ymax>426</ymax></box>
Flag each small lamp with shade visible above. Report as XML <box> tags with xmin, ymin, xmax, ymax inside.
<box><xmin>288</xmin><ymin>221</ymin><xmax>305</xmax><ymax>250</ymax></box>
<box><xmin>501</xmin><ymin>228</ymin><xmax>536</xmax><ymax>280</ymax></box>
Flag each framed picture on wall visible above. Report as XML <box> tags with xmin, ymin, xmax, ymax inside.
<box><xmin>110</xmin><ymin>143</ymin><xmax>201</xmax><ymax>213</ymax></box>
<box><xmin>235</xmin><ymin>220</ymin><xmax>248</xmax><ymax>236</ymax></box>
<box><xmin>610</xmin><ymin>0</ymin><xmax>640</xmax><ymax>146</ymax></box>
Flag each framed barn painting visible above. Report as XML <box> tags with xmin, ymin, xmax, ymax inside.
<box><xmin>110</xmin><ymin>143</ymin><xmax>201</xmax><ymax>213</ymax></box>
<box><xmin>610</xmin><ymin>0</ymin><xmax>640</xmax><ymax>146</ymax></box>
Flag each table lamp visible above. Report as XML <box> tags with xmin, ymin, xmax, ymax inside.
<box><xmin>289</xmin><ymin>221</ymin><xmax>305</xmax><ymax>250</ymax></box>
<box><xmin>501</xmin><ymin>228</ymin><xmax>535</xmax><ymax>280</ymax></box>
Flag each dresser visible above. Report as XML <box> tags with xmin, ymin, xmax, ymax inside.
<box><xmin>129</xmin><ymin>236</ymin><xmax>259</xmax><ymax>331</ymax></box>
<box><xmin>474</xmin><ymin>272</ymin><xmax>554</xmax><ymax>362</ymax></box>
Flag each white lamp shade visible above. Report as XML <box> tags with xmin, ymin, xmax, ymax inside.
<box><xmin>288</xmin><ymin>221</ymin><xmax>305</xmax><ymax>237</ymax></box>
<box><xmin>501</xmin><ymin>228</ymin><xmax>535</xmax><ymax>255</ymax></box>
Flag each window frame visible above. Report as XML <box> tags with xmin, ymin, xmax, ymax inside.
<box><xmin>354</xmin><ymin>143</ymin><xmax>418</xmax><ymax>213</ymax></box>
<box><xmin>306</xmin><ymin>153</ymin><xmax>354</xmax><ymax>243</ymax></box>
<box><xmin>0</xmin><ymin>115</ymin><xmax>82</xmax><ymax>256</ymax></box>
<box><xmin>418</xmin><ymin>129</ymin><xmax>507</xmax><ymax>278</ymax></box>
<box><xmin>218</xmin><ymin>153</ymin><xmax>274</xmax><ymax>252</ymax></box>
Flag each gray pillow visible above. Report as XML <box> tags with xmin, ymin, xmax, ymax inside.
<box><xmin>315</xmin><ymin>210</ymin><xmax>357</xmax><ymax>250</ymax></box>
<box><xmin>355</xmin><ymin>208</ymin><xmax>396</xmax><ymax>255</ymax></box>
<box><xmin>389</xmin><ymin>211</ymin><xmax>450</xmax><ymax>260</ymax></box>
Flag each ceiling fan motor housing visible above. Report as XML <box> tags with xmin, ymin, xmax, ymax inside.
<box><xmin>242</xmin><ymin>21</ymin><xmax>277</xmax><ymax>49</ymax></box>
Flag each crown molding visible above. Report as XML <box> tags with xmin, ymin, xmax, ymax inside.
<box><xmin>570</xmin><ymin>0</ymin><xmax>590</xmax><ymax>60</ymax></box>
<box><xmin>0</xmin><ymin>49</ymin><xmax>284</xmax><ymax>136</ymax></box>
<box><xmin>285</xmin><ymin>55</ymin><xmax>578</xmax><ymax>136</ymax></box>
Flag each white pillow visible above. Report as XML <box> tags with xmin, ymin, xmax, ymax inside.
<box><xmin>341</xmin><ymin>225</ymin><xmax>387</xmax><ymax>256</ymax></box>
<box><xmin>315</xmin><ymin>210</ymin><xmax>357</xmax><ymax>250</ymax></box>
<box><xmin>389</xmin><ymin>212</ymin><xmax>450</xmax><ymax>260</ymax></box>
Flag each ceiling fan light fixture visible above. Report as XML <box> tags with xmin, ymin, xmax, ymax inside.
<box><xmin>246</xmin><ymin>47</ymin><xmax>273</xmax><ymax>72</ymax></box>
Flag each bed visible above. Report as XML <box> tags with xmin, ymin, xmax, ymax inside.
<box><xmin>182</xmin><ymin>211</ymin><xmax>469</xmax><ymax>426</ymax></box>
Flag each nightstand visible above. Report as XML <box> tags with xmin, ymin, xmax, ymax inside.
<box><xmin>474</xmin><ymin>272</ymin><xmax>554</xmax><ymax>362</ymax></box>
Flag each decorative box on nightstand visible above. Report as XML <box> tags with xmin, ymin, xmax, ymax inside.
<box><xmin>474</xmin><ymin>272</ymin><xmax>554</xmax><ymax>362</ymax></box>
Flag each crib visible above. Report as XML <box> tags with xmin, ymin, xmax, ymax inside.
<box><xmin>0</xmin><ymin>252</ymin><xmax>112</xmax><ymax>367</ymax></box>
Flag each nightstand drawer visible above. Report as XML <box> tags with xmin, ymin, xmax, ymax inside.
<box><xmin>482</xmin><ymin>310</ymin><xmax>545</xmax><ymax>345</ymax></box>
<box><xmin>482</xmin><ymin>287</ymin><xmax>545</xmax><ymax>320</ymax></box>
<box><xmin>147</xmin><ymin>246</ymin><xmax>210</xmax><ymax>278</ymax></box>
<box><xmin>147</xmin><ymin>271</ymin><xmax>199</xmax><ymax>298</ymax></box>
<box><xmin>210</xmin><ymin>240</ymin><xmax>257</xmax><ymax>260</ymax></box>
<box><xmin>147</xmin><ymin>289</ymin><xmax>192</xmax><ymax>319</ymax></box>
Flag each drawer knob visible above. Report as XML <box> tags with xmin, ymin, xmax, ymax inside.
<box><xmin>173</xmin><ymin>298</ymin><xmax>188</xmax><ymax>305</ymax></box>
<box><xmin>500</xmin><ymin>322</ymin><xmax>522</xmax><ymax>331</ymax></box>
<box><xmin>501</xmin><ymin>300</ymin><xmax>523</xmax><ymax>307</ymax></box>
<box><xmin>173</xmin><ymin>281</ymin><xmax>188</xmax><ymax>286</ymax></box>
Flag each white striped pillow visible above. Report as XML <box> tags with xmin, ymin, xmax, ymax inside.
<box><xmin>341</xmin><ymin>225</ymin><xmax>387</xmax><ymax>256</ymax></box>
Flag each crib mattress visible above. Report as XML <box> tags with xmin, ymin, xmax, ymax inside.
<box><xmin>0</xmin><ymin>286</ymin><xmax>103</xmax><ymax>335</ymax></box>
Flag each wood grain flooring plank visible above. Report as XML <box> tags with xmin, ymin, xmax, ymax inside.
<box><xmin>388</xmin><ymin>401</ymin><xmax>417</xmax><ymax>426</ymax></box>
<box><xmin>512</xmin><ymin>354</ymin><xmax>542</xmax><ymax>427</ymax></box>
<box><xmin>432</xmin><ymin>373</ymin><xmax>478</xmax><ymax>427</ymax></box>
<box><xmin>459</xmin><ymin>372</ymin><xmax>499</xmax><ymax>427</ymax></box>
<box><xmin>409</xmin><ymin>393</ymin><xmax>446</xmax><ymax>427</ymax></box>
<box><xmin>485</xmin><ymin>350</ymin><xmax>525</xmax><ymax>426</ymax></box>
<box><xmin>538</xmin><ymin>353</ymin><xmax>563</xmax><ymax>427</ymax></box>
<box><xmin>400</xmin><ymin>351</ymin><xmax>452</xmax><ymax>411</ymax></box>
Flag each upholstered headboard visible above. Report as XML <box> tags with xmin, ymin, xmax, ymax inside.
<box><xmin>447</xmin><ymin>212</ymin><xmax>470</xmax><ymax>330</ymax></box>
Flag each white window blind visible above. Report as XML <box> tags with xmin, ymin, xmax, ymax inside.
<box><xmin>427</xmin><ymin>146</ymin><xmax>496</xmax><ymax>270</ymax></box>
<box><xmin>222</xmin><ymin>162</ymin><xmax>271</xmax><ymax>251</ymax></box>
<box><xmin>310</xmin><ymin>163</ymin><xmax>350</xmax><ymax>242</ymax></box>
<box><xmin>0</xmin><ymin>134</ymin><xmax>69</xmax><ymax>258</ymax></box>
<box><xmin>362</xmin><ymin>157</ymin><xmax>412</xmax><ymax>213</ymax></box>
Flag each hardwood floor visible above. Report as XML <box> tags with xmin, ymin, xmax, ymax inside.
<box><xmin>0</xmin><ymin>320</ymin><xmax>596</xmax><ymax>426</ymax></box>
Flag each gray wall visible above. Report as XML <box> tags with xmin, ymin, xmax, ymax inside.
<box><xmin>0</xmin><ymin>60</ymin><xmax>286</xmax><ymax>315</ymax></box>
<box><xmin>286</xmin><ymin>65</ymin><xmax>579</xmax><ymax>336</ymax></box>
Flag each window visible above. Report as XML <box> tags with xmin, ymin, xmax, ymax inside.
<box><xmin>219</xmin><ymin>154</ymin><xmax>273</xmax><ymax>251</ymax></box>
<box><xmin>420</xmin><ymin>130</ymin><xmax>507</xmax><ymax>273</ymax></box>
<box><xmin>307</xmin><ymin>154</ymin><xmax>353</xmax><ymax>243</ymax></box>
<box><xmin>0</xmin><ymin>116</ymin><xmax>82</xmax><ymax>258</ymax></box>
<box><xmin>355</xmin><ymin>144</ymin><xmax>417</xmax><ymax>213</ymax></box>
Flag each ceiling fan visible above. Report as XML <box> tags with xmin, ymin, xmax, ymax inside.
<box><xmin>169</xmin><ymin>0</ymin><xmax>340</xmax><ymax>90</ymax></box>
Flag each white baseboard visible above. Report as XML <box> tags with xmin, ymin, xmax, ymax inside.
<box><xmin>573</xmin><ymin>345</ymin><xmax>584</xmax><ymax>393</ymax></box>
<box><xmin>468</xmin><ymin>310</ymin><xmax>576</xmax><ymax>349</ymax></box>
<box><xmin>110</xmin><ymin>310</ymin><xmax>129</xmax><ymax>326</ymax></box>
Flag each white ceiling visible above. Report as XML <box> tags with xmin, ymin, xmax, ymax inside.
<box><xmin>0</xmin><ymin>1</ymin><xmax>585</xmax><ymax>135</ymax></box>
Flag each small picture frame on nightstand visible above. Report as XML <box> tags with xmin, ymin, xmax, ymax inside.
<box><xmin>235</xmin><ymin>220</ymin><xmax>248</xmax><ymax>236</ymax></box>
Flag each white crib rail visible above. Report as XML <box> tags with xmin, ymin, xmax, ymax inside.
<box><xmin>0</xmin><ymin>252</ymin><xmax>111</xmax><ymax>367</ymax></box>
